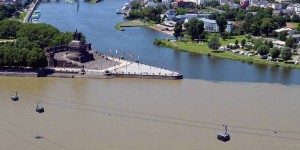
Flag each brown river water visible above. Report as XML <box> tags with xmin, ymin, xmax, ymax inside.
<box><xmin>0</xmin><ymin>77</ymin><xmax>299</xmax><ymax>150</ymax></box>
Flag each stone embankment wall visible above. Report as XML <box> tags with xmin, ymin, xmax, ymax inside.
<box><xmin>110</xmin><ymin>73</ymin><xmax>183</xmax><ymax>80</ymax></box>
<box><xmin>0</xmin><ymin>72</ymin><xmax>38</xmax><ymax>77</ymax></box>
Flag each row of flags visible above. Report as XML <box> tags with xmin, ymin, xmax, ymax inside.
<box><xmin>109</xmin><ymin>49</ymin><xmax>139</xmax><ymax>59</ymax></box>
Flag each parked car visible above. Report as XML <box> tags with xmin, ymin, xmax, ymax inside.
<box><xmin>261</xmin><ymin>55</ymin><xmax>268</xmax><ymax>59</ymax></box>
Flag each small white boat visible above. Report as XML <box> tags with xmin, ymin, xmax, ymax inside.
<box><xmin>32</xmin><ymin>19</ymin><xmax>38</xmax><ymax>23</ymax></box>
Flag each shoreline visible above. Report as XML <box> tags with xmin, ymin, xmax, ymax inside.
<box><xmin>158</xmin><ymin>40</ymin><xmax>300</xmax><ymax>70</ymax></box>
<box><xmin>0</xmin><ymin>50</ymin><xmax>182</xmax><ymax>80</ymax></box>
<box><xmin>115</xmin><ymin>21</ymin><xmax>300</xmax><ymax>70</ymax></box>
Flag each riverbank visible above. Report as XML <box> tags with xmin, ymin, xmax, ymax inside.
<box><xmin>158</xmin><ymin>39</ymin><xmax>300</xmax><ymax>69</ymax></box>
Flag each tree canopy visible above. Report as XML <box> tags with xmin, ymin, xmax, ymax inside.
<box><xmin>281</xmin><ymin>47</ymin><xmax>292</xmax><ymax>62</ymax></box>
<box><xmin>257</xmin><ymin>44</ymin><xmax>270</xmax><ymax>56</ymax></box>
<box><xmin>270</xmin><ymin>47</ymin><xmax>280</xmax><ymax>59</ymax></box>
<box><xmin>185</xmin><ymin>18</ymin><xmax>204</xmax><ymax>41</ymax></box>
<box><xmin>260</xmin><ymin>18</ymin><xmax>278</xmax><ymax>37</ymax></box>
<box><xmin>0</xmin><ymin>20</ymin><xmax>75</xmax><ymax>68</ymax></box>
<box><xmin>173</xmin><ymin>22</ymin><xmax>183</xmax><ymax>41</ymax></box>
<box><xmin>208</xmin><ymin>37</ymin><xmax>221</xmax><ymax>50</ymax></box>
<box><xmin>216</xmin><ymin>15</ymin><xmax>227</xmax><ymax>34</ymax></box>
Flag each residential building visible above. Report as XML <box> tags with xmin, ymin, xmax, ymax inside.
<box><xmin>145</xmin><ymin>2</ymin><xmax>157</xmax><ymax>7</ymax></box>
<box><xmin>13</xmin><ymin>0</ymin><xmax>26</xmax><ymax>5</ymax></box>
<box><xmin>175</xmin><ymin>13</ymin><xmax>212</xmax><ymax>22</ymax></box>
<box><xmin>240</xmin><ymin>0</ymin><xmax>250</xmax><ymax>9</ymax></box>
<box><xmin>291</xmin><ymin>34</ymin><xmax>300</xmax><ymax>44</ymax></box>
<box><xmin>165</xmin><ymin>9</ymin><xmax>177</xmax><ymax>20</ymax></box>
<box><xmin>228</xmin><ymin>2</ymin><xmax>240</xmax><ymax>9</ymax></box>
<box><xmin>162</xmin><ymin>0</ymin><xmax>172</xmax><ymax>3</ymax></box>
<box><xmin>0</xmin><ymin>0</ymin><xmax>5</xmax><ymax>5</ymax></box>
<box><xmin>273</xmin><ymin>9</ymin><xmax>293</xmax><ymax>16</ymax></box>
<box><xmin>287</xmin><ymin>3</ymin><xmax>300</xmax><ymax>14</ymax></box>
<box><xmin>275</xmin><ymin>0</ymin><xmax>292</xmax><ymax>3</ymax></box>
<box><xmin>185</xmin><ymin>17</ymin><xmax>233</xmax><ymax>33</ymax></box>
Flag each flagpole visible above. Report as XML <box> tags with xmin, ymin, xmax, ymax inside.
<box><xmin>138</xmin><ymin>55</ymin><xmax>140</xmax><ymax>74</ymax></box>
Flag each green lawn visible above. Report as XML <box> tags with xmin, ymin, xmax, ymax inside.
<box><xmin>287</xmin><ymin>22</ymin><xmax>299</xmax><ymax>28</ymax></box>
<box><xmin>160</xmin><ymin>36</ymin><xmax>300</xmax><ymax>69</ymax></box>
<box><xmin>115</xmin><ymin>20</ymin><xmax>152</xmax><ymax>31</ymax></box>
<box><xmin>220</xmin><ymin>35</ymin><xmax>247</xmax><ymax>45</ymax></box>
<box><xmin>89</xmin><ymin>0</ymin><xmax>97</xmax><ymax>3</ymax></box>
<box><xmin>15</xmin><ymin>12</ymin><xmax>26</xmax><ymax>21</ymax></box>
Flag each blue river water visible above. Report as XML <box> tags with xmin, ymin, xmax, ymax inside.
<box><xmin>37</xmin><ymin>0</ymin><xmax>300</xmax><ymax>85</ymax></box>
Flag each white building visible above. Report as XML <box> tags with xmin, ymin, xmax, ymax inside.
<box><xmin>185</xmin><ymin>17</ymin><xmax>233</xmax><ymax>33</ymax></box>
<box><xmin>162</xmin><ymin>0</ymin><xmax>172</xmax><ymax>3</ymax></box>
<box><xmin>275</xmin><ymin>0</ymin><xmax>292</xmax><ymax>3</ymax></box>
<box><xmin>165</xmin><ymin>9</ymin><xmax>177</xmax><ymax>20</ymax></box>
<box><xmin>287</xmin><ymin>3</ymin><xmax>300</xmax><ymax>14</ymax></box>
<box><xmin>145</xmin><ymin>2</ymin><xmax>157</xmax><ymax>7</ymax></box>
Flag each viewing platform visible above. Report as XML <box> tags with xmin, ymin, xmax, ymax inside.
<box><xmin>47</xmin><ymin>50</ymin><xmax>182</xmax><ymax>80</ymax></box>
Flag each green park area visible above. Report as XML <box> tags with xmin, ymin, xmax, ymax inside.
<box><xmin>157</xmin><ymin>35</ymin><xmax>300</xmax><ymax>69</ymax></box>
<box><xmin>115</xmin><ymin>20</ymin><xmax>152</xmax><ymax>31</ymax></box>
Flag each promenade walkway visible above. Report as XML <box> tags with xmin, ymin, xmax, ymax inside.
<box><xmin>49</xmin><ymin>50</ymin><xmax>182</xmax><ymax>79</ymax></box>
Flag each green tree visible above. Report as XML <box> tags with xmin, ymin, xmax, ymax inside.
<box><xmin>185</xmin><ymin>18</ymin><xmax>204</xmax><ymax>41</ymax></box>
<box><xmin>173</xmin><ymin>22</ymin><xmax>183</xmax><ymax>41</ymax></box>
<box><xmin>17</xmin><ymin>23</ymin><xmax>60</xmax><ymax>49</ymax></box>
<box><xmin>50</xmin><ymin>32</ymin><xmax>73</xmax><ymax>46</ymax></box>
<box><xmin>0</xmin><ymin>19</ymin><xmax>21</xmax><ymax>39</ymax></box>
<box><xmin>260</xmin><ymin>18</ymin><xmax>278</xmax><ymax>37</ymax></box>
<box><xmin>291</xmin><ymin>13</ymin><xmax>300</xmax><ymax>23</ymax></box>
<box><xmin>246</xmin><ymin>34</ymin><xmax>252</xmax><ymax>41</ymax></box>
<box><xmin>128</xmin><ymin>9</ymin><xmax>140</xmax><ymax>19</ymax></box>
<box><xmin>250</xmin><ymin>22</ymin><xmax>260</xmax><ymax>36</ymax></box>
<box><xmin>270</xmin><ymin>47</ymin><xmax>280</xmax><ymax>58</ymax></box>
<box><xmin>281</xmin><ymin>47</ymin><xmax>292</xmax><ymax>62</ymax></box>
<box><xmin>257</xmin><ymin>44</ymin><xmax>270</xmax><ymax>56</ymax></box>
<box><xmin>285</xmin><ymin>37</ymin><xmax>296</xmax><ymax>48</ymax></box>
<box><xmin>272</xmin><ymin>15</ymin><xmax>286</xmax><ymax>28</ymax></box>
<box><xmin>278</xmin><ymin>31</ymin><xmax>288</xmax><ymax>41</ymax></box>
<box><xmin>297</xmin><ymin>23</ymin><xmax>300</xmax><ymax>33</ymax></box>
<box><xmin>241</xmin><ymin>39</ymin><xmax>246</xmax><ymax>48</ymax></box>
<box><xmin>26</xmin><ymin>48</ymin><xmax>47</xmax><ymax>68</ymax></box>
<box><xmin>245</xmin><ymin>13</ymin><xmax>254</xmax><ymax>23</ymax></box>
<box><xmin>235</xmin><ymin>39</ymin><xmax>239</xmax><ymax>47</ymax></box>
<box><xmin>268</xmin><ymin>41</ymin><xmax>273</xmax><ymax>48</ymax></box>
<box><xmin>216</xmin><ymin>15</ymin><xmax>227</xmax><ymax>35</ymax></box>
<box><xmin>208</xmin><ymin>37</ymin><xmax>221</xmax><ymax>50</ymax></box>
<box><xmin>131</xmin><ymin>1</ymin><xmax>141</xmax><ymax>9</ymax></box>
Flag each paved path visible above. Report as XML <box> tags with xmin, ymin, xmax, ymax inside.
<box><xmin>50</xmin><ymin>50</ymin><xmax>181</xmax><ymax>78</ymax></box>
<box><xmin>170</xmin><ymin>40</ymin><xmax>178</xmax><ymax>47</ymax></box>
